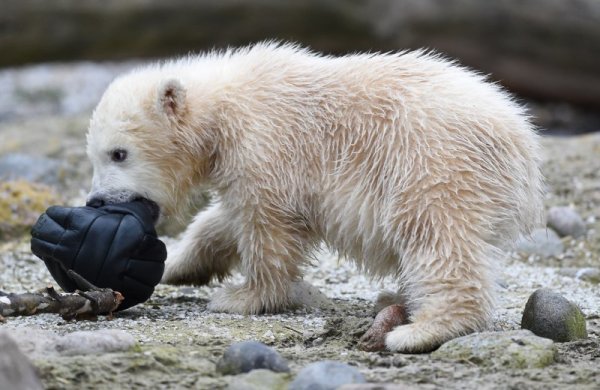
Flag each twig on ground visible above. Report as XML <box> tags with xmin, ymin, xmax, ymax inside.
<box><xmin>0</xmin><ymin>271</ymin><xmax>124</xmax><ymax>321</ymax></box>
<box><xmin>282</xmin><ymin>325</ymin><xmax>303</xmax><ymax>334</ymax></box>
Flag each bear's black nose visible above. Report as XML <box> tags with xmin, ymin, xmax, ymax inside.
<box><xmin>86</xmin><ymin>197</ymin><xmax>106</xmax><ymax>208</ymax></box>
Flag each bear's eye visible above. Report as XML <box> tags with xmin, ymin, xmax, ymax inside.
<box><xmin>110</xmin><ymin>149</ymin><xmax>128</xmax><ymax>163</ymax></box>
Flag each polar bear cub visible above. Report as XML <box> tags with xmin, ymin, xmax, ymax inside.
<box><xmin>86</xmin><ymin>43</ymin><xmax>543</xmax><ymax>352</ymax></box>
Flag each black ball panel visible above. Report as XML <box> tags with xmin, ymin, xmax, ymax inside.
<box><xmin>30</xmin><ymin>201</ymin><xmax>167</xmax><ymax>311</ymax></box>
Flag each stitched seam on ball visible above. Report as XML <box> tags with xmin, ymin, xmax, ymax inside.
<box><xmin>131</xmin><ymin>235</ymin><xmax>162</xmax><ymax>261</ymax></box>
<box><xmin>123</xmin><ymin>273</ymin><xmax>152</xmax><ymax>288</ymax></box>
<box><xmin>69</xmin><ymin>213</ymin><xmax>104</xmax><ymax>270</ymax></box>
<box><xmin>130</xmin><ymin>255</ymin><xmax>162</xmax><ymax>265</ymax></box>
<box><xmin>95</xmin><ymin>214</ymin><xmax>124</xmax><ymax>283</ymax></box>
<box><xmin>51</xmin><ymin>209</ymin><xmax>73</xmax><ymax>262</ymax></box>
<box><xmin>105</xmin><ymin>204</ymin><xmax>152</xmax><ymax>234</ymax></box>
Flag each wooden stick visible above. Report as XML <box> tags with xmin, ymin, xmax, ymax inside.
<box><xmin>0</xmin><ymin>272</ymin><xmax>124</xmax><ymax>321</ymax></box>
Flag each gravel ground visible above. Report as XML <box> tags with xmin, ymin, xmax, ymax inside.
<box><xmin>0</xmin><ymin>61</ymin><xmax>599</xmax><ymax>389</ymax></box>
<box><xmin>1</xmin><ymin>238</ymin><xmax>599</xmax><ymax>389</ymax></box>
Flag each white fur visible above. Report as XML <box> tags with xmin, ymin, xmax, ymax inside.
<box><xmin>86</xmin><ymin>42</ymin><xmax>544</xmax><ymax>353</ymax></box>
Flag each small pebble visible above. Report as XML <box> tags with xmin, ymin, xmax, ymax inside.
<box><xmin>575</xmin><ymin>268</ymin><xmax>600</xmax><ymax>284</ymax></box>
<box><xmin>521</xmin><ymin>288</ymin><xmax>587</xmax><ymax>342</ymax></box>
<box><xmin>547</xmin><ymin>206</ymin><xmax>586</xmax><ymax>238</ymax></box>
<box><xmin>288</xmin><ymin>360</ymin><xmax>366</xmax><ymax>390</ymax></box>
<box><xmin>557</xmin><ymin>268</ymin><xmax>579</xmax><ymax>278</ymax></box>
<box><xmin>216</xmin><ymin>341</ymin><xmax>289</xmax><ymax>375</ymax></box>
<box><xmin>515</xmin><ymin>228</ymin><xmax>564</xmax><ymax>258</ymax></box>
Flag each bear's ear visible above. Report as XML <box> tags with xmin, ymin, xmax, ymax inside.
<box><xmin>156</xmin><ymin>79</ymin><xmax>186</xmax><ymax>120</ymax></box>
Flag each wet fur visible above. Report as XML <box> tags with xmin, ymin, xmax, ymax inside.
<box><xmin>87</xmin><ymin>42</ymin><xmax>544</xmax><ymax>352</ymax></box>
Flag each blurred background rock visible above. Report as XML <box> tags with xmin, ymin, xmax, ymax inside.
<box><xmin>1</xmin><ymin>0</ymin><xmax>599</xmax><ymax>107</ymax></box>
<box><xmin>1</xmin><ymin>0</ymin><xmax>599</xmax><ymax>236</ymax></box>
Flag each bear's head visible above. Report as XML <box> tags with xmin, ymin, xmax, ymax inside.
<box><xmin>86</xmin><ymin>70</ymin><xmax>217</xmax><ymax>223</ymax></box>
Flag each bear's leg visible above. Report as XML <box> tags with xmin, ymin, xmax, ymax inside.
<box><xmin>385</xmin><ymin>234</ymin><xmax>496</xmax><ymax>353</ymax></box>
<box><xmin>162</xmin><ymin>203</ymin><xmax>240</xmax><ymax>285</ymax></box>
<box><xmin>207</xmin><ymin>211</ymin><xmax>310</xmax><ymax>314</ymax></box>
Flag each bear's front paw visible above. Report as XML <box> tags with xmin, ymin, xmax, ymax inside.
<box><xmin>160</xmin><ymin>254</ymin><xmax>211</xmax><ymax>286</ymax></box>
<box><xmin>208</xmin><ymin>284</ymin><xmax>290</xmax><ymax>315</ymax></box>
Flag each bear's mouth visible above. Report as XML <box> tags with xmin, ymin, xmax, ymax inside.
<box><xmin>135</xmin><ymin>197</ymin><xmax>161</xmax><ymax>224</ymax></box>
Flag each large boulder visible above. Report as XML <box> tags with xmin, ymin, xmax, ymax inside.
<box><xmin>0</xmin><ymin>331</ymin><xmax>43</xmax><ymax>390</ymax></box>
<box><xmin>432</xmin><ymin>330</ymin><xmax>556</xmax><ymax>369</ymax></box>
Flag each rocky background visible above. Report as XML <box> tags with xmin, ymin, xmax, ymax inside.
<box><xmin>1</xmin><ymin>1</ymin><xmax>600</xmax><ymax>389</ymax></box>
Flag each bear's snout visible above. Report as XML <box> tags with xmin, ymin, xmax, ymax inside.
<box><xmin>86</xmin><ymin>196</ymin><xmax>106</xmax><ymax>208</ymax></box>
<box><xmin>86</xmin><ymin>194</ymin><xmax>161</xmax><ymax>224</ymax></box>
<box><xmin>85</xmin><ymin>191</ymin><xmax>160</xmax><ymax>224</ymax></box>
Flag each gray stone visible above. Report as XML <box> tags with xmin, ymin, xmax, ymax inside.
<box><xmin>0</xmin><ymin>153</ymin><xmax>62</xmax><ymax>186</ymax></box>
<box><xmin>336</xmin><ymin>383</ymin><xmax>419</xmax><ymax>390</ymax></box>
<box><xmin>4</xmin><ymin>327</ymin><xmax>136</xmax><ymax>358</ymax></box>
<box><xmin>288</xmin><ymin>360</ymin><xmax>366</xmax><ymax>390</ymax></box>
<box><xmin>521</xmin><ymin>288</ymin><xmax>588</xmax><ymax>342</ymax></box>
<box><xmin>557</xmin><ymin>267</ymin><xmax>600</xmax><ymax>284</ymax></box>
<box><xmin>547</xmin><ymin>206</ymin><xmax>586</xmax><ymax>238</ymax></box>
<box><xmin>227</xmin><ymin>369</ymin><xmax>290</xmax><ymax>390</ymax></box>
<box><xmin>4</xmin><ymin>327</ymin><xmax>60</xmax><ymax>360</ymax></box>
<box><xmin>4</xmin><ymin>0</ymin><xmax>600</xmax><ymax>110</ymax></box>
<box><xmin>515</xmin><ymin>228</ymin><xmax>564</xmax><ymax>258</ymax></box>
<box><xmin>576</xmin><ymin>268</ymin><xmax>600</xmax><ymax>284</ymax></box>
<box><xmin>339</xmin><ymin>385</ymin><xmax>419</xmax><ymax>390</ymax></box>
<box><xmin>216</xmin><ymin>341</ymin><xmax>290</xmax><ymax>375</ymax></box>
<box><xmin>0</xmin><ymin>331</ymin><xmax>43</xmax><ymax>390</ymax></box>
<box><xmin>432</xmin><ymin>330</ymin><xmax>556</xmax><ymax>368</ymax></box>
<box><xmin>54</xmin><ymin>329</ymin><xmax>137</xmax><ymax>356</ymax></box>
<box><xmin>557</xmin><ymin>268</ymin><xmax>579</xmax><ymax>278</ymax></box>
<box><xmin>289</xmin><ymin>280</ymin><xmax>332</xmax><ymax>310</ymax></box>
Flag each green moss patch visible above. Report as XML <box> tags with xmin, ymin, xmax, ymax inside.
<box><xmin>0</xmin><ymin>180</ymin><xmax>63</xmax><ymax>240</ymax></box>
